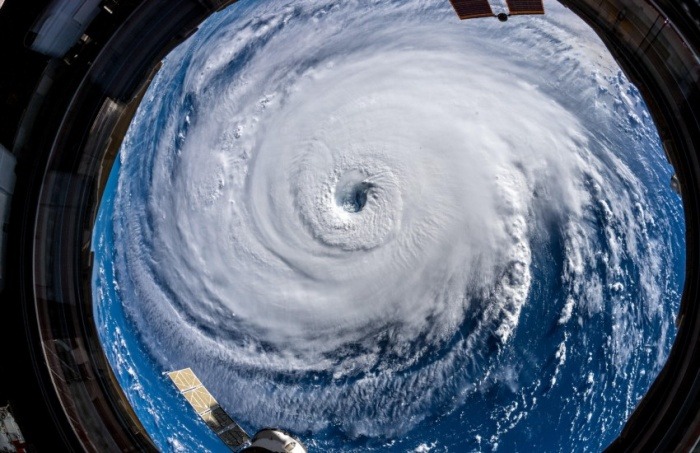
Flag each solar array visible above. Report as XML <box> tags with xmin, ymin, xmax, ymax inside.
<box><xmin>506</xmin><ymin>0</ymin><xmax>545</xmax><ymax>15</ymax></box>
<box><xmin>448</xmin><ymin>0</ymin><xmax>544</xmax><ymax>19</ymax></box>
<box><xmin>167</xmin><ymin>368</ymin><xmax>250</xmax><ymax>450</ymax></box>
<box><xmin>448</xmin><ymin>0</ymin><xmax>494</xmax><ymax>19</ymax></box>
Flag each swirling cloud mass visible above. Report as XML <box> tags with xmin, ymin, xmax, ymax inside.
<box><xmin>95</xmin><ymin>0</ymin><xmax>685</xmax><ymax>450</ymax></box>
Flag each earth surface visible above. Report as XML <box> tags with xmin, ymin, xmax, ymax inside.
<box><xmin>92</xmin><ymin>0</ymin><xmax>686</xmax><ymax>451</ymax></box>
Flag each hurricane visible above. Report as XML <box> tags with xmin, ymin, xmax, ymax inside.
<box><xmin>92</xmin><ymin>0</ymin><xmax>686</xmax><ymax>451</ymax></box>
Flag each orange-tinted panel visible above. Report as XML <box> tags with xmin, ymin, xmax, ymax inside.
<box><xmin>506</xmin><ymin>0</ymin><xmax>545</xmax><ymax>15</ymax></box>
<box><xmin>448</xmin><ymin>0</ymin><xmax>494</xmax><ymax>19</ymax></box>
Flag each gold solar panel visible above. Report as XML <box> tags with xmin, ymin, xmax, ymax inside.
<box><xmin>183</xmin><ymin>386</ymin><xmax>218</xmax><ymax>413</ymax></box>
<box><xmin>167</xmin><ymin>368</ymin><xmax>202</xmax><ymax>392</ymax></box>
<box><xmin>167</xmin><ymin>368</ymin><xmax>250</xmax><ymax>449</ymax></box>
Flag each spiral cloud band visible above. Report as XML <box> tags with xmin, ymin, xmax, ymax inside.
<box><xmin>94</xmin><ymin>0</ymin><xmax>685</xmax><ymax>450</ymax></box>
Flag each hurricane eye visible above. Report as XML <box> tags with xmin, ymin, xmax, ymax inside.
<box><xmin>338</xmin><ymin>181</ymin><xmax>373</xmax><ymax>213</ymax></box>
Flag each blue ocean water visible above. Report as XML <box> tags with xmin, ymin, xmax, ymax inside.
<box><xmin>91</xmin><ymin>1</ymin><xmax>686</xmax><ymax>451</ymax></box>
<box><xmin>92</xmin><ymin>160</ymin><xmax>228</xmax><ymax>452</ymax></box>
